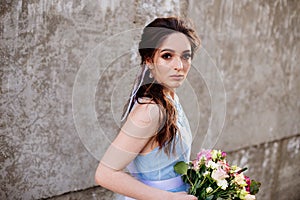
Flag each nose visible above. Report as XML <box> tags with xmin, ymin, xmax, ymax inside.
<box><xmin>173</xmin><ymin>56</ymin><xmax>183</xmax><ymax>71</ymax></box>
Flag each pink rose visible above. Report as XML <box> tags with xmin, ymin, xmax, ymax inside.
<box><xmin>212</xmin><ymin>166</ymin><xmax>229</xmax><ymax>181</ymax></box>
<box><xmin>197</xmin><ymin>149</ymin><xmax>212</xmax><ymax>161</ymax></box>
<box><xmin>221</xmin><ymin>151</ymin><xmax>227</xmax><ymax>158</ymax></box>
<box><xmin>192</xmin><ymin>159</ymin><xmax>200</xmax><ymax>170</ymax></box>
<box><xmin>212</xmin><ymin>166</ymin><xmax>229</xmax><ymax>190</ymax></box>
<box><xmin>245</xmin><ymin>175</ymin><xmax>251</xmax><ymax>192</ymax></box>
<box><xmin>218</xmin><ymin>160</ymin><xmax>230</xmax><ymax>173</ymax></box>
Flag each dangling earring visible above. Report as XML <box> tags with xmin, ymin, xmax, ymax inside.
<box><xmin>149</xmin><ymin>71</ymin><xmax>153</xmax><ymax>78</ymax></box>
<box><xmin>146</xmin><ymin>64</ymin><xmax>153</xmax><ymax>79</ymax></box>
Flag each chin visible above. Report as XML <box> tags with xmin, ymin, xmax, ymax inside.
<box><xmin>162</xmin><ymin>80</ymin><xmax>184</xmax><ymax>90</ymax></box>
<box><xmin>169</xmin><ymin>82</ymin><xmax>183</xmax><ymax>89</ymax></box>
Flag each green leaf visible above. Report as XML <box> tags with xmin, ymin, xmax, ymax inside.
<box><xmin>174</xmin><ymin>161</ymin><xmax>188</xmax><ymax>175</ymax></box>
<box><xmin>250</xmin><ymin>180</ymin><xmax>261</xmax><ymax>195</ymax></box>
<box><xmin>199</xmin><ymin>190</ymin><xmax>206</xmax><ymax>199</ymax></box>
<box><xmin>200</xmin><ymin>164</ymin><xmax>206</xmax><ymax>174</ymax></box>
<box><xmin>206</xmin><ymin>195</ymin><xmax>214</xmax><ymax>200</ymax></box>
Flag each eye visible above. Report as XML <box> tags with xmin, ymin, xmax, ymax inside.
<box><xmin>161</xmin><ymin>53</ymin><xmax>172</xmax><ymax>60</ymax></box>
<box><xmin>182</xmin><ymin>53</ymin><xmax>191</xmax><ymax>60</ymax></box>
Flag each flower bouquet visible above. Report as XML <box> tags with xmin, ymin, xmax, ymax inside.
<box><xmin>174</xmin><ymin>149</ymin><xmax>261</xmax><ymax>200</ymax></box>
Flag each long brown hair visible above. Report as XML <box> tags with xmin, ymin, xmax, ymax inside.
<box><xmin>122</xmin><ymin>17</ymin><xmax>201</xmax><ymax>155</ymax></box>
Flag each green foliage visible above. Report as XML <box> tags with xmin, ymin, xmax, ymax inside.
<box><xmin>250</xmin><ymin>180</ymin><xmax>261</xmax><ymax>195</ymax></box>
<box><xmin>174</xmin><ymin>161</ymin><xmax>188</xmax><ymax>175</ymax></box>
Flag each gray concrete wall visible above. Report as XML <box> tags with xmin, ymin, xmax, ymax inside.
<box><xmin>0</xmin><ymin>0</ymin><xmax>299</xmax><ymax>200</ymax></box>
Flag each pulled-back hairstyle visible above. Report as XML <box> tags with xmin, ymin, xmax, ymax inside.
<box><xmin>122</xmin><ymin>17</ymin><xmax>201</xmax><ymax>155</ymax></box>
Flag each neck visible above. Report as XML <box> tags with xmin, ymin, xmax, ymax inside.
<box><xmin>165</xmin><ymin>88</ymin><xmax>175</xmax><ymax>100</ymax></box>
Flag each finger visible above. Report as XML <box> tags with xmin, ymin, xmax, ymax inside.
<box><xmin>187</xmin><ymin>195</ymin><xmax>198</xmax><ymax>200</ymax></box>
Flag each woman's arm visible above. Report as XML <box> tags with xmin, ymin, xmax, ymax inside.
<box><xmin>95</xmin><ymin>103</ymin><xmax>196</xmax><ymax>200</ymax></box>
<box><xmin>96</xmin><ymin>163</ymin><xmax>172</xmax><ymax>200</ymax></box>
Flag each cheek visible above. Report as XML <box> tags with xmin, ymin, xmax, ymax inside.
<box><xmin>184</xmin><ymin>63</ymin><xmax>191</xmax><ymax>72</ymax></box>
<box><xmin>155</xmin><ymin>66</ymin><xmax>170</xmax><ymax>79</ymax></box>
<box><xmin>155</xmin><ymin>60</ymin><xmax>171</xmax><ymax>74</ymax></box>
<box><xmin>156</xmin><ymin>58</ymin><xmax>168</xmax><ymax>67</ymax></box>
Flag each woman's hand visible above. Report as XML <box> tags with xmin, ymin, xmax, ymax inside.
<box><xmin>169</xmin><ymin>191</ymin><xmax>197</xmax><ymax>200</ymax></box>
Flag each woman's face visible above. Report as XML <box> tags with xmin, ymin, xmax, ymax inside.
<box><xmin>148</xmin><ymin>32</ymin><xmax>192</xmax><ymax>91</ymax></box>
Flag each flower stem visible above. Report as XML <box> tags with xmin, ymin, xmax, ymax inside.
<box><xmin>186</xmin><ymin>176</ymin><xmax>196</xmax><ymax>195</ymax></box>
<box><xmin>209</xmin><ymin>186</ymin><xmax>221</xmax><ymax>196</ymax></box>
<box><xmin>198</xmin><ymin>176</ymin><xmax>207</xmax><ymax>189</ymax></box>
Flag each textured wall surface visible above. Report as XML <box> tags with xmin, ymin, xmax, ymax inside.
<box><xmin>0</xmin><ymin>0</ymin><xmax>185</xmax><ymax>199</ymax></box>
<box><xmin>187</xmin><ymin>1</ymin><xmax>300</xmax><ymax>200</ymax></box>
<box><xmin>188</xmin><ymin>0</ymin><xmax>300</xmax><ymax>151</ymax></box>
<box><xmin>0</xmin><ymin>0</ymin><xmax>299</xmax><ymax>200</ymax></box>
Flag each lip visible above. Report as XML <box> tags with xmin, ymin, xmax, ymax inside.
<box><xmin>169</xmin><ymin>74</ymin><xmax>184</xmax><ymax>80</ymax></box>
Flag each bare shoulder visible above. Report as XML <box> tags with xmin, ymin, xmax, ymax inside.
<box><xmin>130</xmin><ymin>98</ymin><xmax>162</xmax><ymax>125</ymax></box>
<box><xmin>121</xmin><ymin>98</ymin><xmax>164</xmax><ymax>139</ymax></box>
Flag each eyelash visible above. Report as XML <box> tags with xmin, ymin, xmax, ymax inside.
<box><xmin>182</xmin><ymin>53</ymin><xmax>191</xmax><ymax>60</ymax></box>
<box><xmin>161</xmin><ymin>53</ymin><xmax>191</xmax><ymax>60</ymax></box>
<box><xmin>162</xmin><ymin>53</ymin><xmax>172</xmax><ymax>59</ymax></box>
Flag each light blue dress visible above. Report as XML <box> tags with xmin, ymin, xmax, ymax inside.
<box><xmin>118</xmin><ymin>94</ymin><xmax>192</xmax><ymax>199</ymax></box>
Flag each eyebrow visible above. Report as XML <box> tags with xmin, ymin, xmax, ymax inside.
<box><xmin>160</xmin><ymin>49</ymin><xmax>191</xmax><ymax>53</ymax></box>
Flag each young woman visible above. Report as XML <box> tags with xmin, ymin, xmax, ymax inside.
<box><xmin>95</xmin><ymin>17</ymin><xmax>201</xmax><ymax>200</ymax></box>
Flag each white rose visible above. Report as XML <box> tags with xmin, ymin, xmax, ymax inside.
<box><xmin>245</xmin><ymin>194</ymin><xmax>256</xmax><ymax>200</ymax></box>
